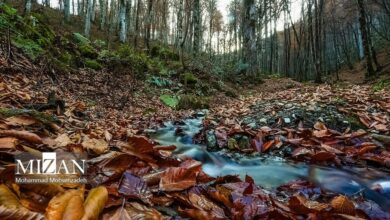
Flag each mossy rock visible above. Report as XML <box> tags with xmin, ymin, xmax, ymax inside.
<box><xmin>79</xmin><ymin>44</ymin><xmax>98</xmax><ymax>59</ymax></box>
<box><xmin>59</xmin><ymin>51</ymin><xmax>73</xmax><ymax>64</ymax></box>
<box><xmin>85</xmin><ymin>59</ymin><xmax>102</xmax><ymax>70</ymax></box>
<box><xmin>150</xmin><ymin>45</ymin><xmax>179</xmax><ymax>61</ymax></box>
<box><xmin>72</xmin><ymin>32</ymin><xmax>90</xmax><ymax>45</ymax></box>
<box><xmin>177</xmin><ymin>95</ymin><xmax>210</xmax><ymax>110</ymax></box>
<box><xmin>12</xmin><ymin>36</ymin><xmax>43</xmax><ymax>60</ymax></box>
<box><xmin>181</xmin><ymin>72</ymin><xmax>198</xmax><ymax>85</ymax></box>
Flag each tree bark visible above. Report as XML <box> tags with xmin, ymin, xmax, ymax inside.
<box><xmin>193</xmin><ymin>0</ymin><xmax>201</xmax><ymax>55</ymax></box>
<box><xmin>357</xmin><ymin>0</ymin><xmax>376</xmax><ymax>77</ymax></box>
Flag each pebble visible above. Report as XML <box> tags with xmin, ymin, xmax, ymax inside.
<box><xmin>284</xmin><ymin>118</ymin><xmax>291</xmax><ymax>124</ymax></box>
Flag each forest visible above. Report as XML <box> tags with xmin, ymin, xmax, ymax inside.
<box><xmin>0</xmin><ymin>0</ymin><xmax>389</xmax><ymax>219</ymax></box>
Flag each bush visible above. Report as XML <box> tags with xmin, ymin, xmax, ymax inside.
<box><xmin>85</xmin><ymin>59</ymin><xmax>102</xmax><ymax>70</ymax></box>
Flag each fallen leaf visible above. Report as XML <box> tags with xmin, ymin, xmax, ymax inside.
<box><xmin>54</xmin><ymin>134</ymin><xmax>73</xmax><ymax>148</ymax></box>
<box><xmin>5</xmin><ymin>116</ymin><xmax>38</xmax><ymax>126</ymax></box>
<box><xmin>82</xmin><ymin>137</ymin><xmax>108</xmax><ymax>155</ymax></box>
<box><xmin>159</xmin><ymin>167</ymin><xmax>197</xmax><ymax>192</ymax></box>
<box><xmin>288</xmin><ymin>194</ymin><xmax>330</xmax><ymax>214</ymax></box>
<box><xmin>0</xmin><ymin>130</ymin><xmax>42</xmax><ymax>144</ymax></box>
<box><xmin>62</xmin><ymin>195</ymin><xmax>84</xmax><ymax>220</ymax></box>
<box><xmin>118</xmin><ymin>171</ymin><xmax>150</xmax><ymax>199</ymax></box>
<box><xmin>262</xmin><ymin>140</ymin><xmax>275</xmax><ymax>152</ymax></box>
<box><xmin>330</xmin><ymin>195</ymin><xmax>355</xmax><ymax>215</ymax></box>
<box><xmin>81</xmin><ymin>186</ymin><xmax>108</xmax><ymax>220</ymax></box>
<box><xmin>45</xmin><ymin>189</ymin><xmax>84</xmax><ymax>220</ymax></box>
<box><xmin>0</xmin><ymin>137</ymin><xmax>18</xmax><ymax>149</ymax></box>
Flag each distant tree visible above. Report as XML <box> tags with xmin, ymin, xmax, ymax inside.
<box><xmin>84</xmin><ymin>0</ymin><xmax>93</xmax><ymax>37</ymax></box>
<box><xmin>64</xmin><ymin>0</ymin><xmax>71</xmax><ymax>23</ymax></box>
<box><xmin>24</xmin><ymin>0</ymin><xmax>32</xmax><ymax>14</ymax></box>
<box><xmin>242</xmin><ymin>0</ymin><xmax>257</xmax><ymax>75</ymax></box>
<box><xmin>119</xmin><ymin>0</ymin><xmax>127</xmax><ymax>43</ymax></box>
<box><xmin>193</xmin><ymin>0</ymin><xmax>201</xmax><ymax>55</ymax></box>
<box><xmin>357</xmin><ymin>0</ymin><xmax>376</xmax><ymax>77</ymax></box>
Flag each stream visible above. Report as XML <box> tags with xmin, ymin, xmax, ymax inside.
<box><xmin>148</xmin><ymin>113</ymin><xmax>390</xmax><ymax>209</ymax></box>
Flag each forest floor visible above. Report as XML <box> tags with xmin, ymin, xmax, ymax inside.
<box><xmin>1</xmin><ymin>2</ymin><xmax>390</xmax><ymax>219</ymax></box>
<box><xmin>1</xmin><ymin>66</ymin><xmax>390</xmax><ymax>219</ymax></box>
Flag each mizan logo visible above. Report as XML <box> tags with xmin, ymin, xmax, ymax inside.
<box><xmin>15</xmin><ymin>152</ymin><xmax>88</xmax><ymax>184</ymax></box>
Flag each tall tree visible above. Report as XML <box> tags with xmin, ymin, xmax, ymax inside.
<box><xmin>84</xmin><ymin>0</ymin><xmax>93</xmax><ymax>37</ymax></box>
<box><xmin>357</xmin><ymin>0</ymin><xmax>376</xmax><ymax>77</ymax></box>
<box><xmin>193</xmin><ymin>0</ymin><xmax>201</xmax><ymax>55</ymax></box>
<box><xmin>119</xmin><ymin>0</ymin><xmax>127</xmax><ymax>43</ymax></box>
<box><xmin>242</xmin><ymin>0</ymin><xmax>257</xmax><ymax>75</ymax></box>
<box><xmin>24</xmin><ymin>0</ymin><xmax>32</xmax><ymax>14</ymax></box>
<box><xmin>64</xmin><ymin>0</ymin><xmax>71</xmax><ymax>23</ymax></box>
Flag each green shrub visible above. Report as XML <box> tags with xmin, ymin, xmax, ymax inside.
<box><xmin>72</xmin><ymin>32</ymin><xmax>90</xmax><ymax>45</ymax></box>
<box><xmin>79</xmin><ymin>44</ymin><xmax>98</xmax><ymax>59</ymax></box>
<box><xmin>85</xmin><ymin>59</ymin><xmax>102</xmax><ymax>70</ymax></box>
<box><xmin>12</xmin><ymin>36</ymin><xmax>43</xmax><ymax>59</ymax></box>
<box><xmin>182</xmin><ymin>72</ymin><xmax>198</xmax><ymax>85</ymax></box>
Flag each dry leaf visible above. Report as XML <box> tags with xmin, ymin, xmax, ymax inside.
<box><xmin>82</xmin><ymin>137</ymin><xmax>108</xmax><ymax>155</ymax></box>
<box><xmin>330</xmin><ymin>195</ymin><xmax>355</xmax><ymax>215</ymax></box>
<box><xmin>62</xmin><ymin>195</ymin><xmax>85</xmax><ymax>220</ymax></box>
<box><xmin>54</xmin><ymin>134</ymin><xmax>73</xmax><ymax>148</ymax></box>
<box><xmin>0</xmin><ymin>137</ymin><xmax>18</xmax><ymax>149</ymax></box>
<box><xmin>0</xmin><ymin>130</ymin><xmax>42</xmax><ymax>144</ymax></box>
<box><xmin>81</xmin><ymin>186</ymin><xmax>108</xmax><ymax>220</ymax></box>
<box><xmin>45</xmin><ymin>189</ymin><xmax>84</xmax><ymax>220</ymax></box>
<box><xmin>159</xmin><ymin>167</ymin><xmax>197</xmax><ymax>192</ymax></box>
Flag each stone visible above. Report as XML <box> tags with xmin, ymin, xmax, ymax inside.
<box><xmin>259</xmin><ymin>118</ymin><xmax>267</xmax><ymax>124</ymax></box>
<box><xmin>227</xmin><ymin>138</ymin><xmax>238</xmax><ymax>150</ymax></box>
<box><xmin>206</xmin><ymin>130</ymin><xmax>217</xmax><ymax>149</ymax></box>
<box><xmin>284</xmin><ymin>118</ymin><xmax>291</xmax><ymax>124</ymax></box>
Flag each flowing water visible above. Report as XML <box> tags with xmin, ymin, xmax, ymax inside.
<box><xmin>148</xmin><ymin>114</ymin><xmax>390</xmax><ymax>209</ymax></box>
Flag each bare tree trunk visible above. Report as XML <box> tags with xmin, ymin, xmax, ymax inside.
<box><xmin>24</xmin><ymin>0</ymin><xmax>32</xmax><ymax>14</ymax></box>
<box><xmin>84</xmin><ymin>0</ymin><xmax>93</xmax><ymax>38</ymax></box>
<box><xmin>64</xmin><ymin>0</ymin><xmax>71</xmax><ymax>23</ymax></box>
<box><xmin>193</xmin><ymin>0</ymin><xmax>201</xmax><ymax>55</ymax></box>
<box><xmin>119</xmin><ymin>0</ymin><xmax>127</xmax><ymax>43</ymax></box>
<box><xmin>99</xmin><ymin>0</ymin><xmax>106</xmax><ymax>30</ymax></box>
<box><xmin>243</xmin><ymin>0</ymin><xmax>256</xmax><ymax>75</ymax></box>
<box><xmin>133</xmin><ymin>0</ymin><xmax>141</xmax><ymax>47</ymax></box>
<box><xmin>357</xmin><ymin>0</ymin><xmax>376</xmax><ymax>77</ymax></box>
<box><xmin>145</xmin><ymin>0</ymin><xmax>154</xmax><ymax>51</ymax></box>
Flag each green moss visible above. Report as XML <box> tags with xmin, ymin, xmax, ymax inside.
<box><xmin>160</xmin><ymin>95</ymin><xmax>179</xmax><ymax>108</ymax></box>
<box><xmin>85</xmin><ymin>59</ymin><xmax>102</xmax><ymax>70</ymax></box>
<box><xmin>345</xmin><ymin>115</ymin><xmax>365</xmax><ymax>130</ymax></box>
<box><xmin>59</xmin><ymin>52</ymin><xmax>72</xmax><ymax>64</ymax></box>
<box><xmin>373</xmin><ymin>80</ymin><xmax>390</xmax><ymax>92</ymax></box>
<box><xmin>79</xmin><ymin>44</ymin><xmax>98</xmax><ymax>59</ymax></box>
<box><xmin>72</xmin><ymin>32</ymin><xmax>90</xmax><ymax>45</ymax></box>
<box><xmin>0</xmin><ymin>108</ymin><xmax>59</xmax><ymax>125</ymax></box>
<box><xmin>150</xmin><ymin>45</ymin><xmax>179</xmax><ymax>61</ymax></box>
<box><xmin>12</xmin><ymin>36</ymin><xmax>43</xmax><ymax>60</ymax></box>
<box><xmin>182</xmin><ymin>72</ymin><xmax>198</xmax><ymax>85</ymax></box>
<box><xmin>177</xmin><ymin>95</ymin><xmax>210</xmax><ymax>110</ymax></box>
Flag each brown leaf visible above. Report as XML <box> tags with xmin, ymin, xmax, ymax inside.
<box><xmin>5</xmin><ymin>116</ymin><xmax>38</xmax><ymax>126</ymax></box>
<box><xmin>188</xmin><ymin>192</ymin><xmax>226</xmax><ymax>218</ymax></box>
<box><xmin>0</xmin><ymin>130</ymin><xmax>42</xmax><ymax>144</ymax></box>
<box><xmin>62</xmin><ymin>195</ymin><xmax>85</xmax><ymax>220</ymax></box>
<box><xmin>45</xmin><ymin>189</ymin><xmax>84</xmax><ymax>220</ymax></box>
<box><xmin>320</xmin><ymin>144</ymin><xmax>343</xmax><ymax>155</ymax></box>
<box><xmin>311</xmin><ymin>151</ymin><xmax>335</xmax><ymax>162</ymax></box>
<box><xmin>314</xmin><ymin>122</ymin><xmax>327</xmax><ymax>130</ymax></box>
<box><xmin>82</xmin><ymin>137</ymin><xmax>108</xmax><ymax>155</ymax></box>
<box><xmin>127</xmin><ymin>136</ymin><xmax>155</xmax><ymax>154</ymax></box>
<box><xmin>330</xmin><ymin>195</ymin><xmax>355</xmax><ymax>215</ymax></box>
<box><xmin>262</xmin><ymin>140</ymin><xmax>275</xmax><ymax>152</ymax></box>
<box><xmin>0</xmin><ymin>205</ymin><xmax>43</xmax><ymax>220</ymax></box>
<box><xmin>54</xmin><ymin>134</ymin><xmax>73</xmax><ymax>148</ymax></box>
<box><xmin>313</xmin><ymin>130</ymin><xmax>332</xmax><ymax>138</ymax></box>
<box><xmin>288</xmin><ymin>194</ymin><xmax>330</xmax><ymax>214</ymax></box>
<box><xmin>81</xmin><ymin>186</ymin><xmax>108</xmax><ymax>220</ymax></box>
<box><xmin>0</xmin><ymin>137</ymin><xmax>18</xmax><ymax>149</ymax></box>
<box><xmin>159</xmin><ymin>167</ymin><xmax>197</xmax><ymax>191</ymax></box>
